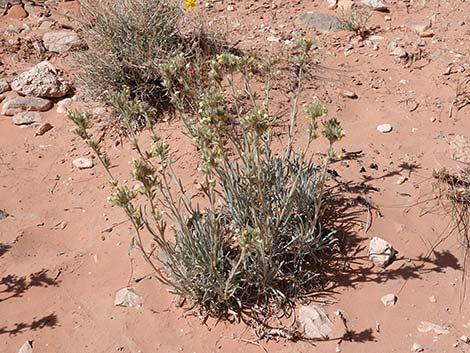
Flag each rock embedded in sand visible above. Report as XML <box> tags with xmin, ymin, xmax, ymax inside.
<box><xmin>114</xmin><ymin>287</ymin><xmax>142</xmax><ymax>308</ymax></box>
<box><xmin>377</xmin><ymin>123</ymin><xmax>393</xmax><ymax>133</ymax></box>
<box><xmin>368</xmin><ymin>236</ymin><xmax>396</xmax><ymax>267</ymax></box>
<box><xmin>57</xmin><ymin>98</ymin><xmax>73</xmax><ymax>113</ymax></box>
<box><xmin>72</xmin><ymin>157</ymin><xmax>94</xmax><ymax>170</ymax></box>
<box><xmin>18</xmin><ymin>341</ymin><xmax>33</xmax><ymax>353</ymax></box>
<box><xmin>460</xmin><ymin>336</ymin><xmax>470</xmax><ymax>343</ymax></box>
<box><xmin>299</xmin><ymin>305</ymin><xmax>333</xmax><ymax>340</ymax></box>
<box><xmin>381</xmin><ymin>293</ymin><xmax>397</xmax><ymax>306</ymax></box>
<box><xmin>327</xmin><ymin>0</ymin><xmax>338</xmax><ymax>9</ymax></box>
<box><xmin>43</xmin><ymin>30</ymin><xmax>82</xmax><ymax>54</ymax></box>
<box><xmin>1</xmin><ymin>96</ymin><xmax>53</xmax><ymax>116</ymax></box>
<box><xmin>0</xmin><ymin>209</ymin><xmax>9</xmax><ymax>220</ymax></box>
<box><xmin>12</xmin><ymin>111</ymin><xmax>42</xmax><ymax>126</ymax></box>
<box><xmin>11</xmin><ymin>61</ymin><xmax>71</xmax><ymax>98</ymax></box>
<box><xmin>411</xmin><ymin>343</ymin><xmax>424</xmax><ymax>352</ymax></box>
<box><xmin>298</xmin><ymin>12</ymin><xmax>343</xmax><ymax>32</ymax></box>
<box><xmin>361</xmin><ymin>0</ymin><xmax>388</xmax><ymax>11</ymax></box>
<box><xmin>417</xmin><ymin>321</ymin><xmax>448</xmax><ymax>335</ymax></box>
<box><xmin>35</xmin><ymin>122</ymin><xmax>53</xmax><ymax>136</ymax></box>
<box><xmin>6</xmin><ymin>4</ymin><xmax>27</xmax><ymax>19</ymax></box>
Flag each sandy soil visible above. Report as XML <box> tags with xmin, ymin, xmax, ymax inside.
<box><xmin>1</xmin><ymin>0</ymin><xmax>470</xmax><ymax>352</ymax></box>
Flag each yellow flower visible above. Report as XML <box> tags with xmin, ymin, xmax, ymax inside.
<box><xmin>185</xmin><ymin>0</ymin><xmax>196</xmax><ymax>9</ymax></box>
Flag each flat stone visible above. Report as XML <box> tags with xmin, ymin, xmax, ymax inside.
<box><xmin>1</xmin><ymin>97</ymin><xmax>53</xmax><ymax>116</ymax></box>
<box><xmin>417</xmin><ymin>321</ymin><xmax>448</xmax><ymax>335</ymax></box>
<box><xmin>411</xmin><ymin>343</ymin><xmax>424</xmax><ymax>352</ymax></box>
<box><xmin>18</xmin><ymin>341</ymin><xmax>32</xmax><ymax>353</ymax></box>
<box><xmin>6</xmin><ymin>4</ymin><xmax>27</xmax><ymax>19</ymax></box>
<box><xmin>43</xmin><ymin>30</ymin><xmax>82</xmax><ymax>54</ymax></box>
<box><xmin>361</xmin><ymin>0</ymin><xmax>388</xmax><ymax>11</ymax></box>
<box><xmin>341</xmin><ymin>90</ymin><xmax>358</xmax><ymax>99</ymax></box>
<box><xmin>12</xmin><ymin>111</ymin><xmax>42</xmax><ymax>125</ymax></box>
<box><xmin>298</xmin><ymin>12</ymin><xmax>343</xmax><ymax>32</ymax></box>
<box><xmin>0</xmin><ymin>81</ymin><xmax>10</xmax><ymax>94</ymax></box>
<box><xmin>368</xmin><ymin>236</ymin><xmax>395</xmax><ymax>267</ymax></box>
<box><xmin>72</xmin><ymin>157</ymin><xmax>93</xmax><ymax>170</ymax></box>
<box><xmin>299</xmin><ymin>305</ymin><xmax>333</xmax><ymax>340</ymax></box>
<box><xmin>377</xmin><ymin>123</ymin><xmax>392</xmax><ymax>133</ymax></box>
<box><xmin>11</xmin><ymin>61</ymin><xmax>71</xmax><ymax>98</ymax></box>
<box><xmin>381</xmin><ymin>293</ymin><xmax>397</xmax><ymax>306</ymax></box>
<box><xmin>114</xmin><ymin>287</ymin><xmax>142</xmax><ymax>307</ymax></box>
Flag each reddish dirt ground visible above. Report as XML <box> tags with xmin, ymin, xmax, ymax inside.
<box><xmin>1</xmin><ymin>0</ymin><xmax>469</xmax><ymax>352</ymax></box>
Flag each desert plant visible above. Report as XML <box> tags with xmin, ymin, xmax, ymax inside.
<box><xmin>68</xmin><ymin>38</ymin><xmax>344</xmax><ymax>324</ymax></box>
<box><xmin>75</xmin><ymin>0</ymin><xmax>222</xmax><ymax>123</ymax></box>
<box><xmin>339</xmin><ymin>5</ymin><xmax>371</xmax><ymax>37</ymax></box>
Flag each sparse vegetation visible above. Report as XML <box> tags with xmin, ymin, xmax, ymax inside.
<box><xmin>68</xmin><ymin>38</ymin><xmax>344</xmax><ymax>324</ymax></box>
<box><xmin>75</xmin><ymin>0</ymin><xmax>223</xmax><ymax>123</ymax></box>
<box><xmin>339</xmin><ymin>5</ymin><xmax>371</xmax><ymax>37</ymax></box>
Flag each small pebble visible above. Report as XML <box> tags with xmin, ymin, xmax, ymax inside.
<box><xmin>377</xmin><ymin>124</ymin><xmax>393</xmax><ymax>133</ymax></box>
<box><xmin>412</xmin><ymin>343</ymin><xmax>424</xmax><ymax>352</ymax></box>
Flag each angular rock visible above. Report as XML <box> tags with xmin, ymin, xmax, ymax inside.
<box><xmin>460</xmin><ymin>336</ymin><xmax>470</xmax><ymax>343</ymax></box>
<box><xmin>18</xmin><ymin>341</ymin><xmax>32</xmax><ymax>353</ymax></box>
<box><xmin>298</xmin><ymin>12</ymin><xmax>343</xmax><ymax>32</ymax></box>
<box><xmin>12</xmin><ymin>111</ymin><xmax>42</xmax><ymax>125</ymax></box>
<box><xmin>341</xmin><ymin>90</ymin><xmax>357</xmax><ymax>99</ymax></box>
<box><xmin>299</xmin><ymin>305</ymin><xmax>333</xmax><ymax>340</ymax></box>
<box><xmin>0</xmin><ymin>81</ymin><xmax>10</xmax><ymax>94</ymax></box>
<box><xmin>411</xmin><ymin>343</ymin><xmax>424</xmax><ymax>352</ymax></box>
<box><xmin>392</xmin><ymin>47</ymin><xmax>408</xmax><ymax>58</ymax></box>
<box><xmin>114</xmin><ymin>287</ymin><xmax>142</xmax><ymax>308</ymax></box>
<box><xmin>417</xmin><ymin>321</ymin><xmax>448</xmax><ymax>335</ymax></box>
<box><xmin>387</xmin><ymin>40</ymin><xmax>398</xmax><ymax>51</ymax></box>
<box><xmin>72</xmin><ymin>157</ymin><xmax>93</xmax><ymax>170</ymax></box>
<box><xmin>361</xmin><ymin>0</ymin><xmax>388</xmax><ymax>11</ymax></box>
<box><xmin>381</xmin><ymin>293</ymin><xmax>397</xmax><ymax>306</ymax></box>
<box><xmin>11</xmin><ymin>61</ymin><xmax>71</xmax><ymax>98</ymax></box>
<box><xmin>6</xmin><ymin>4</ymin><xmax>27</xmax><ymax>19</ymax></box>
<box><xmin>42</xmin><ymin>31</ymin><xmax>82</xmax><ymax>54</ymax></box>
<box><xmin>1</xmin><ymin>97</ymin><xmax>53</xmax><ymax>116</ymax></box>
<box><xmin>368</xmin><ymin>236</ymin><xmax>395</xmax><ymax>267</ymax></box>
<box><xmin>377</xmin><ymin>123</ymin><xmax>392</xmax><ymax>133</ymax></box>
<box><xmin>0</xmin><ymin>209</ymin><xmax>8</xmax><ymax>220</ymax></box>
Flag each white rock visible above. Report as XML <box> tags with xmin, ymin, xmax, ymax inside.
<box><xmin>299</xmin><ymin>305</ymin><xmax>333</xmax><ymax>340</ymax></box>
<box><xmin>428</xmin><ymin>295</ymin><xmax>436</xmax><ymax>303</ymax></box>
<box><xmin>0</xmin><ymin>80</ymin><xmax>10</xmax><ymax>94</ymax></box>
<box><xmin>361</xmin><ymin>0</ymin><xmax>388</xmax><ymax>11</ymax></box>
<box><xmin>392</xmin><ymin>47</ymin><xmax>408</xmax><ymax>58</ymax></box>
<box><xmin>411</xmin><ymin>343</ymin><xmax>424</xmax><ymax>352</ymax></box>
<box><xmin>12</xmin><ymin>111</ymin><xmax>42</xmax><ymax>125</ymax></box>
<box><xmin>327</xmin><ymin>0</ymin><xmax>338</xmax><ymax>9</ymax></box>
<box><xmin>11</xmin><ymin>61</ymin><xmax>71</xmax><ymax>98</ymax></box>
<box><xmin>417</xmin><ymin>321</ymin><xmax>448</xmax><ymax>335</ymax></box>
<box><xmin>460</xmin><ymin>335</ymin><xmax>470</xmax><ymax>343</ymax></box>
<box><xmin>72</xmin><ymin>157</ymin><xmax>94</xmax><ymax>170</ymax></box>
<box><xmin>381</xmin><ymin>293</ymin><xmax>397</xmax><ymax>306</ymax></box>
<box><xmin>368</xmin><ymin>237</ymin><xmax>395</xmax><ymax>267</ymax></box>
<box><xmin>43</xmin><ymin>30</ymin><xmax>82</xmax><ymax>54</ymax></box>
<box><xmin>18</xmin><ymin>341</ymin><xmax>32</xmax><ymax>353</ymax></box>
<box><xmin>114</xmin><ymin>287</ymin><xmax>142</xmax><ymax>307</ymax></box>
<box><xmin>377</xmin><ymin>123</ymin><xmax>393</xmax><ymax>133</ymax></box>
<box><xmin>57</xmin><ymin>98</ymin><xmax>73</xmax><ymax>113</ymax></box>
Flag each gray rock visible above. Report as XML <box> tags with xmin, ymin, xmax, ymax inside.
<box><xmin>411</xmin><ymin>343</ymin><xmax>424</xmax><ymax>352</ymax></box>
<box><xmin>13</xmin><ymin>111</ymin><xmax>42</xmax><ymax>125</ymax></box>
<box><xmin>43</xmin><ymin>30</ymin><xmax>82</xmax><ymax>54</ymax></box>
<box><xmin>299</xmin><ymin>305</ymin><xmax>333</xmax><ymax>340</ymax></box>
<box><xmin>1</xmin><ymin>97</ymin><xmax>53</xmax><ymax>116</ymax></box>
<box><xmin>298</xmin><ymin>12</ymin><xmax>343</xmax><ymax>32</ymax></box>
<box><xmin>377</xmin><ymin>123</ymin><xmax>392</xmax><ymax>133</ymax></box>
<box><xmin>5</xmin><ymin>24</ymin><xmax>20</xmax><ymax>34</ymax></box>
<box><xmin>381</xmin><ymin>293</ymin><xmax>397</xmax><ymax>306</ymax></box>
<box><xmin>415</xmin><ymin>38</ymin><xmax>427</xmax><ymax>47</ymax></box>
<box><xmin>387</xmin><ymin>40</ymin><xmax>398</xmax><ymax>51</ymax></box>
<box><xmin>11</xmin><ymin>61</ymin><xmax>71</xmax><ymax>98</ymax></box>
<box><xmin>0</xmin><ymin>80</ymin><xmax>10</xmax><ymax>94</ymax></box>
<box><xmin>361</xmin><ymin>0</ymin><xmax>388</xmax><ymax>11</ymax></box>
<box><xmin>72</xmin><ymin>157</ymin><xmax>94</xmax><ymax>170</ymax></box>
<box><xmin>114</xmin><ymin>287</ymin><xmax>142</xmax><ymax>308</ymax></box>
<box><xmin>0</xmin><ymin>209</ymin><xmax>9</xmax><ymax>220</ymax></box>
<box><xmin>18</xmin><ymin>341</ymin><xmax>33</xmax><ymax>353</ymax></box>
<box><xmin>368</xmin><ymin>236</ymin><xmax>395</xmax><ymax>267</ymax></box>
